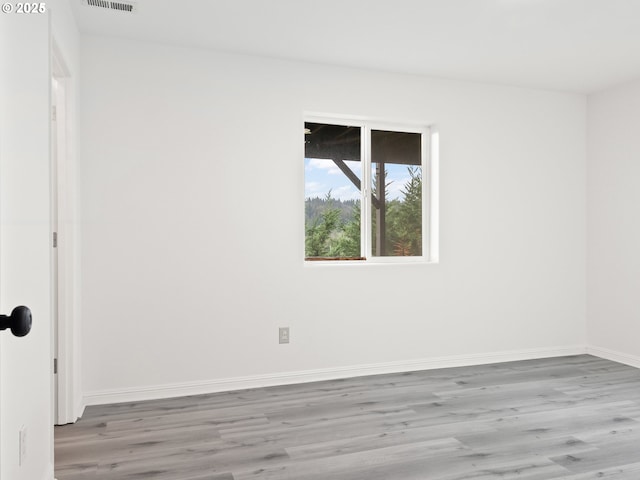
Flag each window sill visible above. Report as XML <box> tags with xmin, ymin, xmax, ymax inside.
<box><xmin>303</xmin><ymin>257</ymin><xmax>437</xmax><ymax>266</ymax></box>
<box><xmin>305</xmin><ymin>257</ymin><xmax>366</xmax><ymax>262</ymax></box>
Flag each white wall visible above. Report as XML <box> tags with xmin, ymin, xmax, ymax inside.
<box><xmin>587</xmin><ymin>80</ymin><xmax>640</xmax><ymax>366</ymax></box>
<box><xmin>80</xmin><ymin>36</ymin><xmax>587</xmax><ymax>402</ymax></box>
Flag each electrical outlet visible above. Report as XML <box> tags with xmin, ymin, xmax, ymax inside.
<box><xmin>279</xmin><ymin>327</ymin><xmax>290</xmax><ymax>344</ymax></box>
<box><xmin>19</xmin><ymin>426</ymin><xmax>27</xmax><ymax>466</ymax></box>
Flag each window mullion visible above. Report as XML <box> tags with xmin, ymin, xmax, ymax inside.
<box><xmin>362</xmin><ymin>126</ymin><xmax>372</xmax><ymax>260</ymax></box>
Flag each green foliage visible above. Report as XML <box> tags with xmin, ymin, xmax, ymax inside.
<box><xmin>305</xmin><ymin>192</ymin><xmax>342</xmax><ymax>257</ymax></box>
<box><xmin>389</xmin><ymin>166</ymin><xmax>422</xmax><ymax>256</ymax></box>
<box><xmin>335</xmin><ymin>201</ymin><xmax>361</xmax><ymax>257</ymax></box>
<box><xmin>305</xmin><ymin>196</ymin><xmax>357</xmax><ymax>227</ymax></box>
<box><xmin>305</xmin><ymin>167</ymin><xmax>422</xmax><ymax>258</ymax></box>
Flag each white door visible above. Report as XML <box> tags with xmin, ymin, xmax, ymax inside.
<box><xmin>0</xmin><ymin>10</ymin><xmax>54</xmax><ymax>480</ymax></box>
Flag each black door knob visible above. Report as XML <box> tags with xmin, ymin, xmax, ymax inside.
<box><xmin>0</xmin><ymin>306</ymin><xmax>32</xmax><ymax>337</ymax></box>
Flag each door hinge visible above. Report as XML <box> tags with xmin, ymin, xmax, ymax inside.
<box><xmin>53</xmin><ymin>232</ymin><xmax>58</xmax><ymax>248</ymax></box>
<box><xmin>54</xmin><ymin>358</ymin><xmax>58</xmax><ymax>374</ymax></box>
<box><xmin>52</xmin><ymin>105</ymin><xmax>57</xmax><ymax>122</ymax></box>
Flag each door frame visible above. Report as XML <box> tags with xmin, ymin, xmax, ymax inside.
<box><xmin>51</xmin><ymin>40</ymin><xmax>81</xmax><ymax>425</ymax></box>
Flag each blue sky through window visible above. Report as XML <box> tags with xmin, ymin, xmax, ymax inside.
<box><xmin>304</xmin><ymin>158</ymin><xmax>413</xmax><ymax>202</ymax></box>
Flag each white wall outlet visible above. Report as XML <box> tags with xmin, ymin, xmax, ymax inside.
<box><xmin>279</xmin><ymin>327</ymin><xmax>290</xmax><ymax>344</ymax></box>
<box><xmin>19</xmin><ymin>426</ymin><xmax>27</xmax><ymax>466</ymax></box>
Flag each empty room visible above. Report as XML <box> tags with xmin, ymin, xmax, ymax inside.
<box><xmin>1</xmin><ymin>0</ymin><xmax>640</xmax><ymax>479</ymax></box>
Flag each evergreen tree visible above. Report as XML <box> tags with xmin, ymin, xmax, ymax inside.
<box><xmin>304</xmin><ymin>167</ymin><xmax>421</xmax><ymax>258</ymax></box>
<box><xmin>392</xmin><ymin>166</ymin><xmax>422</xmax><ymax>256</ymax></box>
<box><xmin>335</xmin><ymin>200</ymin><xmax>361</xmax><ymax>257</ymax></box>
<box><xmin>305</xmin><ymin>191</ymin><xmax>344</xmax><ymax>257</ymax></box>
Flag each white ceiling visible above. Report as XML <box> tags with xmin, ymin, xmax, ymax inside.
<box><xmin>70</xmin><ymin>0</ymin><xmax>640</xmax><ymax>93</ymax></box>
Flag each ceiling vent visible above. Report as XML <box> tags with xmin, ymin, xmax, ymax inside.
<box><xmin>83</xmin><ymin>0</ymin><xmax>137</xmax><ymax>14</ymax></box>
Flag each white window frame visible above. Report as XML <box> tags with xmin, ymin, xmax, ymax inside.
<box><xmin>304</xmin><ymin>114</ymin><xmax>438</xmax><ymax>265</ymax></box>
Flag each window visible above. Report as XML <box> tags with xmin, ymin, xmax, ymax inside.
<box><xmin>304</xmin><ymin>117</ymin><xmax>434</xmax><ymax>263</ymax></box>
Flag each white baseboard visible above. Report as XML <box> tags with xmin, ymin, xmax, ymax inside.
<box><xmin>586</xmin><ymin>345</ymin><xmax>640</xmax><ymax>369</ymax></box>
<box><xmin>83</xmin><ymin>345</ymin><xmax>586</xmax><ymax>406</ymax></box>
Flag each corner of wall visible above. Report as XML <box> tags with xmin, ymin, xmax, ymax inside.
<box><xmin>586</xmin><ymin>345</ymin><xmax>640</xmax><ymax>370</ymax></box>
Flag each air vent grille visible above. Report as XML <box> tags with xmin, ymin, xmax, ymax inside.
<box><xmin>110</xmin><ymin>2</ymin><xmax>133</xmax><ymax>12</ymax></box>
<box><xmin>84</xmin><ymin>0</ymin><xmax>137</xmax><ymax>13</ymax></box>
<box><xmin>87</xmin><ymin>0</ymin><xmax>109</xmax><ymax>7</ymax></box>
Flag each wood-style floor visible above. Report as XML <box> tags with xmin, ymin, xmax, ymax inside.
<box><xmin>55</xmin><ymin>355</ymin><xmax>640</xmax><ymax>479</ymax></box>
